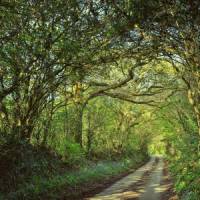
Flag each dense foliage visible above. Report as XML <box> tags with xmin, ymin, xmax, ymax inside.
<box><xmin>0</xmin><ymin>1</ymin><xmax>199</xmax><ymax>199</ymax></box>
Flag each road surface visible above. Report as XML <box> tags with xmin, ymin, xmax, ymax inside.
<box><xmin>87</xmin><ymin>157</ymin><xmax>171</xmax><ymax>200</ymax></box>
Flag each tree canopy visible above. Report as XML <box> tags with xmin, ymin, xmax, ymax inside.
<box><xmin>0</xmin><ymin>1</ymin><xmax>199</xmax><ymax>199</ymax></box>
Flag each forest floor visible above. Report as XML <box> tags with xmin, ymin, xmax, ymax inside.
<box><xmin>84</xmin><ymin>157</ymin><xmax>178</xmax><ymax>200</ymax></box>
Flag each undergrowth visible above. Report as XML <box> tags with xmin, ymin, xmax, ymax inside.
<box><xmin>0</xmin><ymin>141</ymin><xmax>148</xmax><ymax>200</ymax></box>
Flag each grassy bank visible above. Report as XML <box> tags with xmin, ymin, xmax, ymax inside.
<box><xmin>1</xmin><ymin>154</ymin><xmax>148</xmax><ymax>200</ymax></box>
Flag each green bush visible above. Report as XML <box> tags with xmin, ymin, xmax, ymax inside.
<box><xmin>0</xmin><ymin>140</ymin><xmax>64</xmax><ymax>195</ymax></box>
<box><xmin>56</xmin><ymin>140</ymin><xmax>86</xmax><ymax>167</ymax></box>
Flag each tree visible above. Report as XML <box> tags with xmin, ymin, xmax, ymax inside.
<box><xmin>0</xmin><ymin>0</ymin><xmax>122</xmax><ymax>142</ymax></box>
<box><xmin>107</xmin><ymin>0</ymin><xmax>200</xmax><ymax>136</ymax></box>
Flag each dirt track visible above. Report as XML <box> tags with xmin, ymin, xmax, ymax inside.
<box><xmin>86</xmin><ymin>157</ymin><xmax>178</xmax><ymax>200</ymax></box>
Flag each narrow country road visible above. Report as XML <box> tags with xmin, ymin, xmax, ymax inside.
<box><xmin>139</xmin><ymin>158</ymin><xmax>164</xmax><ymax>200</ymax></box>
<box><xmin>86</xmin><ymin>157</ymin><xmax>175</xmax><ymax>200</ymax></box>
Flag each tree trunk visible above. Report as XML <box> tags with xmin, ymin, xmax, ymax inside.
<box><xmin>74</xmin><ymin>103</ymin><xmax>84</xmax><ymax>146</ymax></box>
<box><xmin>86</xmin><ymin>110</ymin><xmax>93</xmax><ymax>158</ymax></box>
<box><xmin>187</xmin><ymin>89</ymin><xmax>200</xmax><ymax>136</ymax></box>
<box><xmin>20</xmin><ymin>125</ymin><xmax>34</xmax><ymax>142</ymax></box>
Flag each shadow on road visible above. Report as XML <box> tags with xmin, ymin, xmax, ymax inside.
<box><xmin>86</xmin><ymin>157</ymin><xmax>178</xmax><ymax>200</ymax></box>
